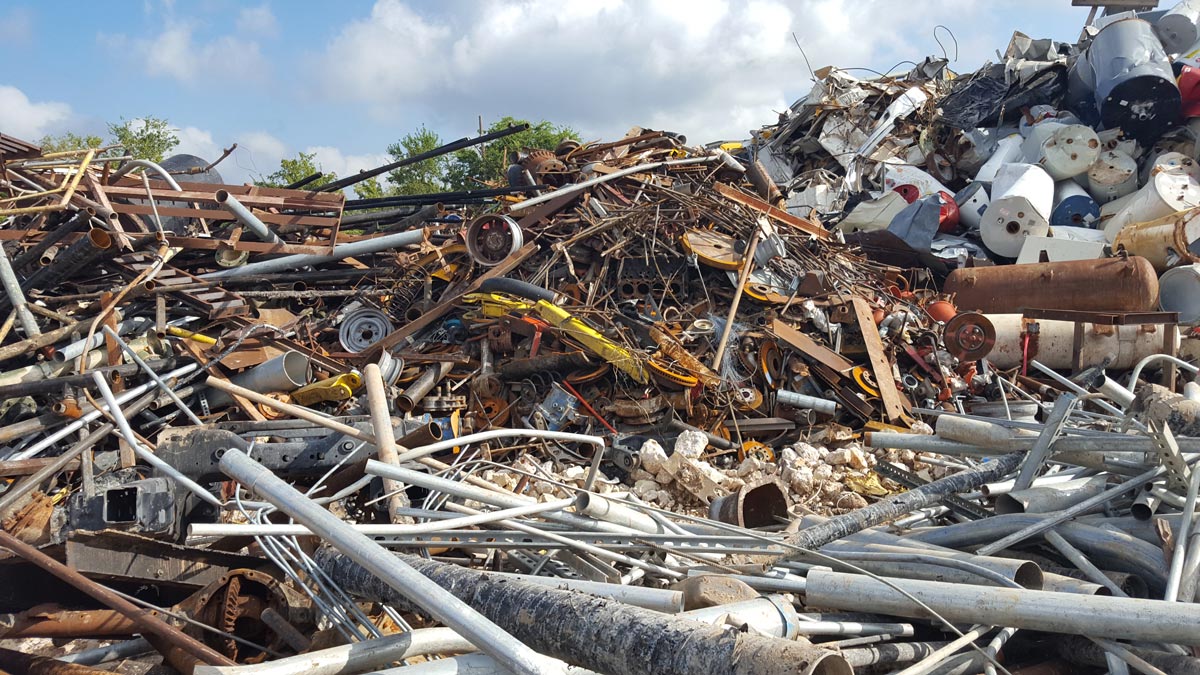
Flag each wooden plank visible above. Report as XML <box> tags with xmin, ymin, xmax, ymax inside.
<box><xmin>849</xmin><ymin>297</ymin><xmax>907</xmax><ymax>424</ymax></box>
<box><xmin>771</xmin><ymin>319</ymin><xmax>854</xmax><ymax>374</ymax></box>
<box><xmin>712</xmin><ymin>182</ymin><xmax>830</xmax><ymax>240</ymax></box>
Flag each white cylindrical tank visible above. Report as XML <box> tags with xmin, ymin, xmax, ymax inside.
<box><xmin>979</xmin><ymin>163</ymin><xmax>1054</xmax><ymax>257</ymax></box>
<box><xmin>1158</xmin><ymin>0</ymin><xmax>1200</xmax><ymax>53</ymax></box>
<box><xmin>1102</xmin><ymin>167</ymin><xmax>1200</xmax><ymax>242</ymax></box>
<box><xmin>955</xmin><ymin>182</ymin><xmax>990</xmax><ymax>230</ymax></box>
<box><xmin>976</xmin><ymin>134</ymin><xmax>1025</xmax><ymax>184</ymax></box>
<box><xmin>1022</xmin><ymin>122</ymin><xmax>1102</xmax><ymax>180</ymax></box>
<box><xmin>985</xmin><ymin>314</ymin><xmax>1178</xmax><ymax>370</ymax></box>
<box><xmin>1084</xmin><ymin>150</ymin><xmax>1139</xmax><ymax>204</ymax></box>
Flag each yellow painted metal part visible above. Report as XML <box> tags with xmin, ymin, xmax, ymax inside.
<box><xmin>290</xmin><ymin>372</ymin><xmax>362</xmax><ymax>406</ymax></box>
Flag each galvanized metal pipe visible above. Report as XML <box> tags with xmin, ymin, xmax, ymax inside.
<box><xmin>215</xmin><ymin>190</ymin><xmax>282</xmax><ymax>244</ymax></box>
<box><xmin>202</xmin><ymin>229</ymin><xmax>432</xmax><ymax>280</ymax></box>
<box><xmin>392</xmin><ymin>429</ymin><xmax>605</xmax><ymax>465</ymax></box>
<box><xmin>776</xmin><ymin>389</ymin><xmax>838</xmax><ymax>415</ymax></box>
<box><xmin>218</xmin><ymin>449</ymin><xmax>565</xmax><ymax>675</ymax></box>
<box><xmin>0</xmin><ymin>242</ymin><xmax>39</xmax><ymax>337</ymax></box>
<box><xmin>507</xmin><ymin>157</ymin><xmax>719</xmax><ymax>215</ymax></box>
<box><xmin>110</xmin><ymin>159</ymin><xmax>183</xmax><ymax>190</ymax></box>
<box><xmin>7</xmin><ymin>363</ymin><xmax>199</xmax><ymax>461</ymax></box>
<box><xmin>101</xmin><ymin>325</ymin><xmax>201</xmax><ymax>426</ymax></box>
<box><xmin>802</xmin><ymin>569</ymin><xmax>1200</xmax><ymax>644</ymax></box>
<box><xmin>1044</xmin><ymin>529</ymin><xmax>1126</xmax><ymax>596</ymax></box>
<box><xmin>187</xmin><ymin>499</ymin><xmax>573</xmax><ymax>537</ymax></box>
<box><xmin>1012</xmin><ymin>393</ymin><xmax>1076</xmax><ymax>491</ymax></box>
<box><xmin>92</xmin><ymin>372</ymin><xmax>223</xmax><ymax>508</ymax></box>
<box><xmin>1165</xmin><ymin>464</ymin><xmax>1200</xmax><ymax>601</ymax></box>
<box><xmin>191</xmin><ymin>628</ymin><xmax>476</xmax><ymax>675</ymax></box>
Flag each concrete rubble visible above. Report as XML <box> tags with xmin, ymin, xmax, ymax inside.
<box><xmin>6</xmin><ymin>4</ymin><xmax>1200</xmax><ymax>675</ymax></box>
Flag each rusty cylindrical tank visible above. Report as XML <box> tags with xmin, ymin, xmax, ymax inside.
<box><xmin>944</xmin><ymin>256</ymin><xmax>1159</xmax><ymax>314</ymax></box>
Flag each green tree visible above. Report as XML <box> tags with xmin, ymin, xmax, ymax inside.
<box><xmin>255</xmin><ymin>151</ymin><xmax>338</xmax><ymax>190</ymax></box>
<box><xmin>37</xmin><ymin>132</ymin><xmax>104</xmax><ymax>154</ymax></box>
<box><xmin>384</xmin><ymin>125</ymin><xmax>448</xmax><ymax>196</ymax></box>
<box><xmin>445</xmin><ymin>117</ymin><xmax>578</xmax><ymax>191</ymax></box>
<box><xmin>353</xmin><ymin>176</ymin><xmax>388</xmax><ymax>200</ymax></box>
<box><xmin>107</xmin><ymin>116</ymin><xmax>179</xmax><ymax>162</ymax></box>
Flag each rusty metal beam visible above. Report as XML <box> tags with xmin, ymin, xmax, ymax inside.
<box><xmin>0</xmin><ymin>530</ymin><xmax>235</xmax><ymax>667</ymax></box>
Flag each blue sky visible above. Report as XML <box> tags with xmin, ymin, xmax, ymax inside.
<box><xmin>0</xmin><ymin>1</ymin><xmax>1092</xmax><ymax>185</ymax></box>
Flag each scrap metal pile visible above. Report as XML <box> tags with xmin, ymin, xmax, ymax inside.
<box><xmin>8</xmin><ymin>6</ymin><xmax>1200</xmax><ymax>675</ymax></box>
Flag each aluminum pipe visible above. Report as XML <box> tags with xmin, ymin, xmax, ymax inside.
<box><xmin>776</xmin><ymin>389</ymin><xmax>838</xmax><ymax>415</ymax></box>
<box><xmin>215</xmin><ymin>190</ymin><xmax>282</xmax><ymax>244</ymax></box>
<box><xmin>202</xmin><ymin>229</ymin><xmax>431</xmax><ymax>279</ymax></box>
<box><xmin>219</xmin><ymin>449</ymin><xmax>566</xmax><ymax>675</ymax></box>
<box><xmin>192</xmin><ymin>628</ymin><xmax>476</xmax><ymax>675</ymax></box>
<box><xmin>204</xmin><ymin>351</ymin><xmax>310</xmax><ymax>410</ymax></box>
<box><xmin>803</xmin><ymin>569</ymin><xmax>1200</xmax><ymax>644</ymax></box>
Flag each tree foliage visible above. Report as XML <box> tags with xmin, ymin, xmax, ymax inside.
<box><xmin>385</xmin><ymin>125</ymin><xmax>448</xmax><ymax>196</ymax></box>
<box><xmin>108</xmin><ymin>116</ymin><xmax>179</xmax><ymax>162</ymax></box>
<box><xmin>447</xmin><ymin>116</ymin><xmax>578</xmax><ymax>191</ymax></box>
<box><xmin>254</xmin><ymin>151</ymin><xmax>338</xmax><ymax>190</ymax></box>
<box><xmin>37</xmin><ymin>132</ymin><xmax>104</xmax><ymax>154</ymax></box>
<box><xmin>377</xmin><ymin>117</ymin><xmax>579</xmax><ymax>196</ymax></box>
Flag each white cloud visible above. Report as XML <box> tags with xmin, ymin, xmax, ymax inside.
<box><xmin>0</xmin><ymin>86</ymin><xmax>72</xmax><ymax>141</ymax></box>
<box><xmin>310</xmin><ymin>0</ymin><xmax>1079</xmax><ymax>144</ymax></box>
<box><xmin>305</xmin><ymin>146</ymin><xmax>391</xmax><ymax>183</ymax></box>
<box><xmin>102</xmin><ymin>21</ymin><xmax>268</xmax><ymax>85</ymax></box>
<box><xmin>236</xmin><ymin>5</ymin><xmax>278</xmax><ymax>37</ymax></box>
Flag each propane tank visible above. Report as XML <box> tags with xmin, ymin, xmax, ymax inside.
<box><xmin>984</xmin><ymin>314</ymin><xmax>1178</xmax><ymax>370</ymax></box>
<box><xmin>1084</xmin><ymin>150</ymin><xmax>1139</xmax><ymax>204</ymax></box>
<box><xmin>979</xmin><ymin>163</ymin><xmax>1054</xmax><ymax>257</ymax></box>
<box><xmin>1113</xmin><ymin>206</ymin><xmax>1200</xmax><ymax>271</ymax></box>
<box><xmin>945</xmin><ymin>256</ymin><xmax>1160</xmax><ymax>314</ymax></box>
<box><xmin>1051</xmin><ymin>180</ymin><xmax>1101</xmax><ymax>228</ymax></box>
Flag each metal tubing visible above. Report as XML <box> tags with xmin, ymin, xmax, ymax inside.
<box><xmin>102</xmin><ymin>326</ymin><xmax>201</xmax><ymax>426</ymax></box>
<box><xmin>204</xmin><ymin>376</ymin><xmax>373</xmax><ymax>444</ymax></box>
<box><xmin>507</xmin><ymin>157</ymin><xmax>720</xmax><ymax>215</ymax></box>
<box><xmin>1013</xmin><ymin>393</ymin><xmax>1076</xmax><ymax>491</ymax></box>
<box><xmin>1165</xmin><ymin>464</ymin><xmax>1200</xmax><ymax>601</ymax></box>
<box><xmin>92</xmin><ymin>372</ymin><xmax>224</xmax><ymax>508</ymax></box>
<box><xmin>7</xmin><ymin>363</ymin><xmax>198</xmax><ymax>461</ymax></box>
<box><xmin>891</xmin><ymin>625</ymin><xmax>990</xmax><ymax>675</ymax></box>
<box><xmin>0</xmin><ymin>242</ymin><xmax>38</xmax><ymax>337</ymax></box>
<box><xmin>205</xmin><ymin>351</ymin><xmax>310</xmax><ymax>410</ymax></box>
<box><xmin>575</xmin><ymin>493</ymin><xmax>665</xmax><ymax>533</ymax></box>
<box><xmin>392</xmin><ymin>429</ymin><xmax>605</xmax><ymax>465</ymax></box>
<box><xmin>840</xmin><ymin>642</ymin><xmax>949</xmax><ymax>668</ymax></box>
<box><xmin>319</xmin><ymin>549</ymin><xmax>853</xmax><ymax>675</ymax></box>
<box><xmin>995</xmin><ymin>476</ymin><xmax>1110</xmax><ymax>514</ymax></box>
<box><xmin>109</xmin><ymin>159</ymin><xmax>183</xmax><ymax>190</ymax></box>
<box><xmin>975</xmin><ymin>467</ymin><xmax>1162</xmax><ymax>556</ymax></box>
<box><xmin>0</xmin><ymin>530</ymin><xmax>235</xmax><ymax>666</ymax></box>
<box><xmin>803</xmin><ymin>569</ymin><xmax>1200</xmax><ymax>644</ymax></box>
<box><xmin>202</xmin><ymin>229</ymin><xmax>431</xmax><ymax>280</ymax></box>
<box><xmin>776</xmin><ymin>389</ymin><xmax>838</xmax><ymax>415</ymax></box>
<box><xmin>12</xmin><ymin>210</ymin><xmax>89</xmax><ymax>271</ymax></box>
<box><xmin>215</xmin><ymin>190</ymin><xmax>282</xmax><ymax>243</ymax></box>
<box><xmin>1029</xmin><ymin>360</ymin><xmax>1128</xmax><ymax>419</ymax></box>
<box><xmin>187</xmin><ymin>499</ymin><xmax>573</xmax><ymax>537</ymax></box>
<box><xmin>1044</xmin><ymin>529</ymin><xmax>1127</xmax><ymax>596</ymax></box>
<box><xmin>57</xmin><ymin>638</ymin><xmax>153</xmax><ymax>666</ymax></box>
<box><xmin>772</xmin><ymin>452</ymin><xmax>1025</xmax><ymax>563</ymax></box>
<box><xmin>364</xmin><ymin>363</ymin><xmax>407</xmax><ymax>522</ymax></box>
<box><xmin>1127</xmin><ymin>353</ymin><xmax>1200</xmax><ymax>391</ymax></box>
<box><xmin>486</xmin><ymin>573</ymin><xmax>683</xmax><ymax>613</ymax></box>
<box><xmin>395</xmin><ymin>361</ymin><xmax>452</xmax><ymax>413</ymax></box>
<box><xmin>677</xmin><ymin>596</ymin><xmax>800</xmax><ymax>639</ymax></box>
<box><xmin>219</xmin><ymin>449</ymin><xmax>563</xmax><ymax>675</ymax></box>
<box><xmin>191</xmin><ymin>628</ymin><xmax>476</xmax><ymax>675</ymax></box>
<box><xmin>365</xmin><ymin>460</ymin><xmax>631</xmax><ymax>535</ymax></box>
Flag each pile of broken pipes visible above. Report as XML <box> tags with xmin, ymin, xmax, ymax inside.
<box><xmin>5</xmin><ymin>5</ymin><xmax>1200</xmax><ymax>675</ymax></box>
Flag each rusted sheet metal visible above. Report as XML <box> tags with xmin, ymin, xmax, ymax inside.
<box><xmin>712</xmin><ymin>182</ymin><xmax>830</xmax><ymax>239</ymax></box>
<box><xmin>945</xmin><ymin>256</ymin><xmax>1160</xmax><ymax>314</ymax></box>
<box><xmin>0</xmin><ymin>606</ymin><xmax>137</xmax><ymax>639</ymax></box>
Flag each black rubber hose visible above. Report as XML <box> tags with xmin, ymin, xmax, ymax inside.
<box><xmin>479</xmin><ymin>277</ymin><xmax>556</xmax><ymax>303</ymax></box>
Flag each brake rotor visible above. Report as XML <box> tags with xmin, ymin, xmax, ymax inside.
<box><xmin>465</xmin><ymin>214</ymin><xmax>524</xmax><ymax>266</ymax></box>
<box><xmin>943</xmin><ymin>312</ymin><xmax>996</xmax><ymax>362</ymax></box>
<box><xmin>477</xmin><ymin>397</ymin><xmax>511</xmax><ymax>427</ymax></box>
<box><xmin>739</xmin><ymin>440</ymin><xmax>776</xmax><ymax>463</ymax></box>
<box><xmin>758</xmin><ymin>339</ymin><xmax>784</xmax><ymax>389</ymax></box>
<box><xmin>850</xmin><ymin>366</ymin><xmax>880</xmax><ymax>397</ymax></box>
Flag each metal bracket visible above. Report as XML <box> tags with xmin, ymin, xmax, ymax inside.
<box><xmin>1149</xmin><ymin>420</ymin><xmax>1190</xmax><ymax>492</ymax></box>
